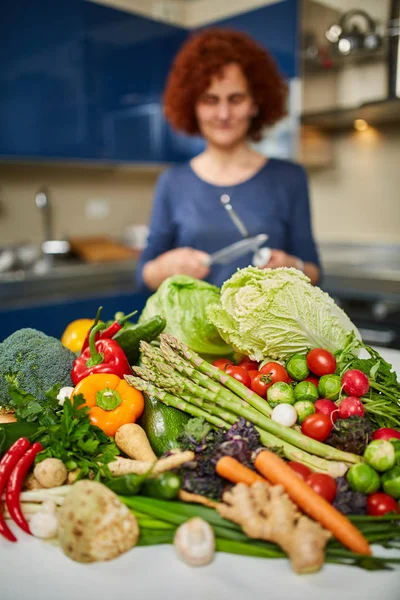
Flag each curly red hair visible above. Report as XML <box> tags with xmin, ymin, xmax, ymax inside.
<box><xmin>163</xmin><ymin>28</ymin><xmax>287</xmax><ymax>141</ymax></box>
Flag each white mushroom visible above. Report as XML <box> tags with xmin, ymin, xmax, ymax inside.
<box><xmin>34</xmin><ymin>458</ymin><xmax>68</xmax><ymax>488</ymax></box>
<box><xmin>29</xmin><ymin>500</ymin><xmax>58</xmax><ymax>539</ymax></box>
<box><xmin>174</xmin><ymin>517</ymin><xmax>215</xmax><ymax>567</ymax></box>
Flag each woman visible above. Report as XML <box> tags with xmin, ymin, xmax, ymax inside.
<box><xmin>136</xmin><ymin>28</ymin><xmax>320</xmax><ymax>292</ymax></box>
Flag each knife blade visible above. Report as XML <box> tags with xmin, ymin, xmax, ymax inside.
<box><xmin>203</xmin><ymin>234</ymin><xmax>269</xmax><ymax>266</ymax></box>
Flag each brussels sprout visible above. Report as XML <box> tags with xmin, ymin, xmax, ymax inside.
<box><xmin>293</xmin><ymin>400</ymin><xmax>315</xmax><ymax>424</ymax></box>
<box><xmin>347</xmin><ymin>463</ymin><xmax>381</xmax><ymax>494</ymax></box>
<box><xmin>267</xmin><ymin>382</ymin><xmax>294</xmax><ymax>408</ymax></box>
<box><xmin>286</xmin><ymin>354</ymin><xmax>309</xmax><ymax>381</ymax></box>
<box><xmin>364</xmin><ymin>440</ymin><xmax>396</xmax><ymax>472</ymax></box>
<box><xmin>293</xmin><ymin>381</ymin><xmax>319</xmax><ymax>403</ymax></box>
<box><xmin>318</xmin><ymin>374</ymin><xmax>342</xmax><ymax>401</ymax></box>
<box><xmin>381</xmin><ymin>465</ymin><xmax>400</xmax><ymax>499</ymax></box>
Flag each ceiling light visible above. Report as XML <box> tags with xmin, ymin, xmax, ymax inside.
<box><xmin>354</xmin><ymin>119</ymin><xmax>369</xmax><ymax>131</ymax></box>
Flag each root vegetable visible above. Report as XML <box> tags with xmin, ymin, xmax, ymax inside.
<box><xmin>254</xmin><ymin>449</ymin><xmax>371</xmax><ymax>556</ymax></box>
<box><xmin>58</xmin><ymin>480</ymin><xmax>139</xmax><ymax>563</ymax></box>
<box><xmin>23</xmin><ymin>473</ymin><xmax>44</xmax><ymax>491</ymax></box>
<box><xmin>108</xmin><ymin>451</ymin><xmax>194</xmax><ymax>477</ymax></box>
<box><xmin>34</xmin><ymin>458</ymin><xmax>68</xmax><ymax>488</ymax></box>
<box><xmin>29</xmin><ymin>500</ymin><xmax>58</xmax><ymax>539</ymax></box>
<box><xmin>115</xmin><ymin>423</ymin><xmax>157</xmax><ymax>461</ymax></box>
<box><xmin>174</xmin><ymin>517</ymin><xmax>215</xmax><ymax>566</ymax></box>
<box><xmin>216</xmin><ymin>456</ymin><xmax>267</xmax><ymax>486</ymax></box>
<box><xmin>178</xmin><ymin>490</ymin><xmax>219</xmax><ymax>509</ymax></box>
<box><xmin>217</xmin><ymin>482</ymin><xmax>331</xmax><ymax>574</ymax></box>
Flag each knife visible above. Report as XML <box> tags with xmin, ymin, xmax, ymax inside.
<box><xmin>203</xmin><ymin>234</ymin><xmax>269</xmax><ymax>266</ymax></box>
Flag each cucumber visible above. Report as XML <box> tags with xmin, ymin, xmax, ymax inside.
<box><xmin>113</xmin><ymin>315</ymin><xmax>166</xmax><ymax>364</ymax></box>
<box><xmin>139</xmin><ymin>394</ymin><xmax>191</xmax><ymax>457</ymax></box>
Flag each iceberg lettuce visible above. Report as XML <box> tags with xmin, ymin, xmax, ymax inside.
<box><xmin>207</xmin><ymin>267</ymin><xmax>360</xmax><ymax>362</ymax></box>
<box><xmin>139</xmin><ymin>275</ymin><xmax>232</xmax><ymax>357</ymax></box>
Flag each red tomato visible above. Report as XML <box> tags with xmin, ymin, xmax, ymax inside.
<box><xmin>250</xmin><ymin>373</ymin><xmax>271</xmax><ymax>398</ymax></box>
<box><xmin>372</xmin><ymin>428</ymin><xmax>400</xmax><ymax>441</ymax></box>
<box><xmin>306</xmin><ymin>349</ymin><xmax>336</xmax><ymax>377</ymax></box>
<box><xmin>225</xmin><ymin>365</ymin><xmax>251</xmax><ymax>388</ymax></box>
<box><xmin>238</xmin><ymin>358</ymin><xmax>259</xmax><ymax>371</ymax></box>
<box><xmin>304</xmin><ymin>375</ymin><xmax>320</xmax><ymax>387</ymax></box>
<box><xmin>259</xmin><ymin>362</ymin><xmax>289</xmax><ymax>384</ymax></box>
<box><xmin>367</xmin><ymin>493</ymin><xmax>400</xmax><ymax>516</ymax></box>
<box><xmin>301</xmin><ymin>413</ymin><xmax>332</xmax><ymax>442</ymax></box>
<box><xmin>287</xmin><ymin>461</ymin><xmax>312</xmax><ymax>481</ymax></box>
<box><xmin>212</xmin><ymin>358</ymin><xmax>233</xmax><ymax>370</ymax></box>
<box><xmin>306</xmin><ymin>473</ymin><xmax>337</xmax><ymax>503</ymax></box>
<box><xmin>248</xmin><ymin>370</ymin><xmax>260</xmax><ymax>382</ymax></box>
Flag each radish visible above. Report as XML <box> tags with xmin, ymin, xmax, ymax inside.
<box><xmin>342</xmin><ymin>369</ymin><xmax>369</xmax><ymax>397</ymax></box>
<box><xmin>338</xmin><ymin>396</ymin><xmax>365</xmax><ymax>419</ymax></box>
<box><xmin>372</xmin><ymin>427</ymin><xmax>400</xmax><ymax>441</ymax></box>
<box><xmin>314</xmin><ymin>399</ymin><xmax>339</xmax><ymax>423</ymax></box>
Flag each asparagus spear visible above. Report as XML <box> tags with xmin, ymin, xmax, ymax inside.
<box><xmin>141</xmin><ymin>336</ymin><xmax>361</xmax><ymax>465</ymax></box>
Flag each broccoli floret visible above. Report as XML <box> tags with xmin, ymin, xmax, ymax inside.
<box><xmin>0</xmin><ymin>328</ymin><xmax>76</xmax><ymax>407</ymax></box>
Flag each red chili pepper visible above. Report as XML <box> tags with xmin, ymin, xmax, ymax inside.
<box><xmin>71</xmin><ymin>323</ymin><xmax>132</xmax><ymax>386</ymax></box>
<box><xmin>5</xmin><ymin>442</ymin><xmax>43</xmax><ymax>535</ymax></box>
<box><xmin>99</xmin><ymin>309</ymin><xmax>137</xmax><ymax>341</ymax></box>
<box><xmin>81</xmin><ymin>306</ymin><xmax>103</xmax><ymax>353</ymax></box>
<box><xmin>0</xmin><ymin>437</ymin><xmax>31</xmax><ymax>542</ymax></box>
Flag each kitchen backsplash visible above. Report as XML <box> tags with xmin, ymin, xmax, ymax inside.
<box><xmin>0</xmin><ymin>163</ymin><xmax>159</xmax><ymax>246</ymax></box>
<box><xmin>0</xmin><ymin>122</ymin><xmax>399</xmax><ymax>249</ymax></box>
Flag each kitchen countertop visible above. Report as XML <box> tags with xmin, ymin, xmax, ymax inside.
<box><xmin>0</xmin><ymin>258</ymin><xmax>137</xmax><ymax>309</ymax></box>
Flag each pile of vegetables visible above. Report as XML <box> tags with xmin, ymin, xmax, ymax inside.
<box><xmin>0</xmin><ymin>267</ymin><xmax>399</xmax><ymax>578</ymax></box>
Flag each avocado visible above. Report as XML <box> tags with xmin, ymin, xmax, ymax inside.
<box><xmin>139</xmin><ymin>394</ymin><xmax>191</xmax><ymax>457</ymax></box>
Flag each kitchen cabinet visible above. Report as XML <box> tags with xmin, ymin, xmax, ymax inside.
<box><xmin>84</xmin><ymin>1</ymin><xmax>188</xmax><ymax>161</ymax></box>
<box><xmin>0</xmin><ymin>0</ymin><xmax>90</xmax><ymax>159</ymax></box>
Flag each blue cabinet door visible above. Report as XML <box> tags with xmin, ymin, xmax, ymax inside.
<box><xmin>0</xmin><ymin>0</ymin><xmax>90</xmax><ymax>159</ymax></box>
<box><xmin>84</xmin><ymin>2</ymin><xmax>187</xmax><ymax>161</ymax></box>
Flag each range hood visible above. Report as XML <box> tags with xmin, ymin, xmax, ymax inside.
<box><xmin>302</xmin><ymin>0</ymin><xmax>400</xmax><ymax>131</ymax></box>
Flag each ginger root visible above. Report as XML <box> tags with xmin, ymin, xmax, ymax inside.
<box><xmin>108</xmin><ymin>450</ymin><xmax>194</xmax><ymax>477</ymax></box>
<box><xmin>217</xmin><ymin>482</ymin><xmax>331</xmax><ymax>574</ymax></box>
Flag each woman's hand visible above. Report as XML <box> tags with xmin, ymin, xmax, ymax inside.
<box><xmin>261</xmin><ymin>249</ymin><xmax>320</xmax><ymax>285</ymax></box>
<box><xmin>262</xmin><ymin>249</ymin><xmax>302</xmax><ymax>270</ymax></box>
<box><xmin>143</xmin><ymin>247</ymin><xmax>210</xmax><ymax>290</ymax></box>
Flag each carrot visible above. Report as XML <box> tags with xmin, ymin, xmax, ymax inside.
<box><xmin>216</xmin><ymin>456</ymin><xmax>267</xmax><ymax>486</ymax></box>
<box><xmin>254</xmin><ymin>450</ymin><xmax>371</xmax><ymax>556</ymax></box>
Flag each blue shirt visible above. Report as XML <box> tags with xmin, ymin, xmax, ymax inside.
<box><xmin>136</xmin><ymin>158</ymin><xmax>320</xmax><ymax>292</ymax></box>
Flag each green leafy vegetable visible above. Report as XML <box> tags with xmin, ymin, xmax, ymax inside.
<box><xmin>8</xmin><ymin>385</ymin><xmax>119</xmax><ymax>479</ymax></box>
<box><xmin>335</xmin><ymin>333</ymin><xmax>400</xmax><ymax>429</ymax></box>
<box><xmin>139</xmin><ymin>275</ymin><xmax>232</xmax><ymax>358</ymax></box>
<box><xmin>207</xmin><ymin>267</ymin><xmax>360</xmax><ymax>361</ymax></box>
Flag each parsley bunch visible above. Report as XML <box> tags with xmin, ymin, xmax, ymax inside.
<box><xmin>8</xmin><ymin>385</ymin><xmax>119</xmax><ymax>479</ymax></box>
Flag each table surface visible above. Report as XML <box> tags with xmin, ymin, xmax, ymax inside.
<box><xmin>2</xmin><ymin>347</ymin><xmax>400</xmax><ymax>600</ymax></box>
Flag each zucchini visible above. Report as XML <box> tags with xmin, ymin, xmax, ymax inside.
<box><xmin>142</xmin><ymin>472</ymin><xmax>181</xmax><ymax>500</ymax></box>
<box><xmin>113</xmin><ymin>315</ymin><xmax>166</xmax><ymax>364</ymax></box>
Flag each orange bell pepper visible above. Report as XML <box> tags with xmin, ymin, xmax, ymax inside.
<box><xmin>71</xmin><ymin>373</ymin><xmax>144</xmax><ymax>437</ymax></box>
<box><xmin>61</xmin><ymin>319</ymin><xmax>96</xmax><ymax>353</ymax></box>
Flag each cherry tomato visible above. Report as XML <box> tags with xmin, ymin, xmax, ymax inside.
<box><xmin>259</xmin><ymin>362</ymin><xmax>289</xmax><ymax>385</ymax></box>
<box><xmin>367</xmin><ymin>492</ymin><xmax>400</xmax><ymax>516</ymax></box>
<box><xmin>287</xmin><ymin>461</ymin><xmax>312</xmax><ymax>481</ymax></box>
<box><xmin>238</xmin><ymin>358</ymin><xmax>259</xmax><ymax>371</ymax></box>
<box><xmin>212</xmin><ymin>358</ymin><xmax>233</xmax><ymax>370</ymax></box>
<box><xmin>301</xmin><ymin>413</ymin><xmax>332</xmax><ymax>442</ymax></box>
<box><xmin>306</xmin><ymin>349</ymin><xmax>336</xmax><ymax>377</ymax></box>
<box><xmin>248</xmin><ymin>370</ymin><xmax>260</xmax><ymax>382</ymax></box>
<box><xmin>250</xmin><ymin>373</ymin><xmax>271</xmax><ymax>397</ymax></box>
<box><xmin>304</xmin><ymin>375</ymin><xmax>320</xmax><ymax>387</ymax></box>
<box><xmin>225</xmin><ymin>365</ymin><xmax>251</xmax><ymax>388</ymax></box>
<box><xmin>306</xmin><ymin>473</ymin><xmax>337</xmax><ymax>503</ymax></box>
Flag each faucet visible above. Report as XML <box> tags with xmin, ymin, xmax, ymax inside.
<box><xmin>34</xmin><ymin>187</ymin><xmax>53</xmax><ymax>242</ymax></box>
